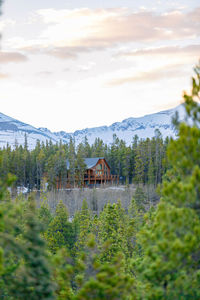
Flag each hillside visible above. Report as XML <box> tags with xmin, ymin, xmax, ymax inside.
<box><xmin>0</xmin><ymin>104</ymin><xmax>184</xmax><ymax>149</ymax></box>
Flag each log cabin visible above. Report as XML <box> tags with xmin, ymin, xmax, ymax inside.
<box><xmin>64</xmin><ymin>157</ymin><xmax>119</xmax><ymax>188</ymax></box>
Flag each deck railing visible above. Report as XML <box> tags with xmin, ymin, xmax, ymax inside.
<box><xmin>84</xmin><ymin>175</ymin><xmax>118</xmax><ymax>181</ymax></box>
<box><xmin>56</xmin><ymin>174</ymin><xmax>119</xmax><ymax>189</ymax></box>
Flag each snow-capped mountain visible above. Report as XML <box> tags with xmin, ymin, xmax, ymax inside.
<box><xmin>71</xmin><ymin>104</ymin><xmax>185</xmax><ymax>145</ymax></box>
<box><xmin>0</xmin><ymin>112</ymin><xmax>59</xmax><ymax>149</ymax></box>
<box><xmin>0</xmin><ymin>104</ymin><xmax>185</xmax><ymax>150</ymax></box>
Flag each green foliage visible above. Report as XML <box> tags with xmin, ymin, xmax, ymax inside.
<box><xmin>51</xmin><ymin>248</ymin><xmax>74</xmax><ymax>300</ymax></box>
<box><xmin>74</xmin><ymin>199</ymin><xmax>92</xmax><ymax>254</ymax></box>
<box><xmin>0</xmin><ymin>171</ymin><xmax>23</xmax><ymax>298</ymax></box>
<box><xmin>0</xmin><ymin>175</ymin><xmax>55</xmax><ymax>299</ymax></box>
<box><xmin>45</xmin><ymin>201</ymin><xmax>75</xmax><ymax>254</ymax></box>
<box><xmin>75</xmin><ymin>144</ymin><xmax>87</xmax><ymax>187</ymax></box>
<box><xmin>10</xmin><ymin>195</ymin><xmax>55</xmax><ymax>300</ymax></box>
<box><xmin>0</xmin><ymin>62</ymin><xmax>200</xmax><ymax>299</ymax></box>
<box><xmin>98</xmin><ymin>201</ymin><xmax>128</xmax><ymax>263</ymax></box>
<box><xmin>134</xmin><ymin>186</ymin><xmax>147</xmax><ymax>208</ymax></box>
<box><xmin>137</xmin><ymin>203</ymin><xmax>200</xmax><ymax>299</ymax></box>
<box><xmin>38</xmin><ymin>197</ymin><xmax>53</xmax><ymax>228</ymax></box>
<box><xmin>127</xmin><ymin>197</ymin><xmax>145</xmax><ymax>258</ymax></box>
<box><xmin>134</xmin><ymin>62</ymin><xmax>200</xmax><ymax>299</ymax></box>
<box><xmin>0</xmin><ymin>126</ymin><xmax>169</xmax><ymax>190</ymax></box>
<box><xmin>75</xmin><ymin>252</ymin><xmax>133</xmax><ymax>300</ymax></box>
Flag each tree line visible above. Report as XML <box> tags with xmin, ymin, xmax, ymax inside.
<box><xmin>0</xmin><ymin>63</ymin><xmax>200</xmax><ymax>299</ymax></box>
<box><xmin>0</xmin><ymin>130</ymin><xmax>170</xmax><ymax>190</ymax></box>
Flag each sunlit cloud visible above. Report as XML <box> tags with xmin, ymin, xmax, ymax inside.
<box><xmin>37</xmin><ymin>71</ymin><xmax>53</xmax><ymax>76</ymax></box>
<box><xmin>0</xmin><ymin>1</ymin><xmax>199</xmax><ymax>132</ymax></box>
<box><xmin>106</xmin><ymin>64</ymin><xmax>188</xmax><ymax>86</ymax></box>
<box><xmin>115</xmin><ymin>44</ymin><xmax>200</xmax><ymax>58</ymax></box>
<box><xmin>77</xmin><ymin>61</ymin><xmax>96</xmax><ymax>72</ymax></box>
<box><xmin>11</xmin><ymin>7</ymin><xmax>200</xmax><ymax>60</ymax></box>
<box><xmin>0</xmin><ymin>51</ymin><xmax>28</xmax><ymax>63</ymax></box>
<box><xmin>47</xmin><ymin>47</ymin><xmax>80</xmax><ymax>59</ymax></box>
<box><xmin>0</xmin><ymin>19</ymin><xmax>15</xmax><ymax>31</ymax></box>
<box><xmin>0</xmin><ymin>72</ymin><xmax>9</xmax><ymax>79</ymax></box>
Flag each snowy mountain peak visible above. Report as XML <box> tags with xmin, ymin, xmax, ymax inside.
<box><xmin>0</xmin><ymin>104</ymin><xmax>184</xmax><ymax>149</ymax></box>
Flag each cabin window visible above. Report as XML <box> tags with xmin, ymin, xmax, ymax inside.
<box><xmin>96</xmin><ymin>164</ymin><xmax>102</xmax><ymax>170</ymax></box>
<box><xmin>96</xmin><ymin>170</ymin><xmax>102</xmax><ymax>175</ymax></box>
<box><xmin>105</xmin><ymin>165</ymin><xmax>108</xmax><ymax>175</ymax></box>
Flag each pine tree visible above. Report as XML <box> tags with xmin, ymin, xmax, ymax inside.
<box><xmin>74</xmin><ymin>199</ymin><xmax>92</xmax><ymax>254</ymax></box>
<box><xmin>4</xmin><ymin>195</ymin><xmax>55</xmax><ymax>300</ymax></box>
<box><xmin>38</xmin><ymin>197</ymin><xmax>53</xmax><ymax>229</ymax></box>
<box><xmin>98</xmin><ymin>201</ymin><xmax>128</xmax><ymax>263</ymax></box>
<box><xmin>134</xmin><ymin>63</ymin><xmax>200</xmax><ymax>299</ymax></box>
<box><xmin>91</xmin><ymin>138</ymin><xmax>105</xmax><ymax>157</ymax></box>
<box><xmin>68</xmin><ymin>138</ymin><xmax>76</xmax><ymax>187</ymax></box>
<box><xmin>127</xmin><ymin>197</ymin><xmax>145</xmax><ymax>257</ymax></box>
<box><xmin>75</xmin><ymin>144</ymin><xmax>86</xmax><ymax>187</ymax></box>
<box><xmin>75</xmin><ymin>252</ymin><xmax>133</xmax><ymax>300</ymax></box>
<box><xmin>45</xmin><ymin>201</ymin><xmax>75</xmax><ymax>254</ymax></box>
<box><xmin>54</xmin><ymin>144</ymin><xmax>68</xmax><ymax>189</ymax></box>
<box><xmin>0</xmin><ymin>172</ymin><xmax>20</xmax><ymax>299</ymax></box>
<box><xmin>134</xmin><ymin>186</ymin><xmax>147</xmax><ymax>208</ymax></box>
<box><xmin>83</xmin><ymin>136</ymin><xmax>91</xmax><ymax>157</ymax></box>
<box><xmin>51</xmin><ymin>248</ymin><xmax>74</xmax><ymax>300</ymax></box>
<box><xmin>134</xmin><ymin>143</ymin><xmax>145</xmax><ymax>184</ymax></box>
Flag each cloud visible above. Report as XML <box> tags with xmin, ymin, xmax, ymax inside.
<box><xmin>77</xmin><ymin>61</ymin><xmax>96</xmax><ymax>72</ymax></box>
<box><xmin>106</xmin><ymin>64</ymin><xmax>188</xmax><ymax>86</ymax></box>
<box><xmin>0</xmin><ymin>51</ymin><xmax>28</xmax><ymax>63</ymax></box>
<box><xmin>116</xmin><ymin>44</ymin><xmax>200</xmax><ymax>58</ymax></box>
<box><xmin>0</xmin><ymin>73</ymin><xmax>9</xmax><ymax>79</ymax></box>
<box><xmin>37</xmin><ymin>71</ymin><xmax>52</xmax><ymax>76</ymax></box>
<box><xmin>15</xmin><ymin>7</ymin><xmax>200</xmax><ymax>59</ymax></box>
<box><xmin>47</xmin><ymin>47</ymin><xmax>79</xmax><ymax>59</ymax></box>
<box><xmin>0</xmin><ymin>19</ymin><xmax>15</xmax><ymax>31</ymax></box>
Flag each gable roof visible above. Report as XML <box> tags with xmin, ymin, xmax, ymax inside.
<box><xmin>84</xmin><ymin>157</ymin><xmax>104</xmax><ymax>168</ymax></box>
<box><xmin>66</xmin><ymin>157</ymin><xmax>108</xmax><ymax>169</ymax></box>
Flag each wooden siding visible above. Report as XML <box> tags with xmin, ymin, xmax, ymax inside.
<box><xmin>56</xmin><ymin>158</ymin><xmax>119</xmax><ymax>189</ymax></box>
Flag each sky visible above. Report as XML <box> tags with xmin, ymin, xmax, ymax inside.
<box><xmin>0</xmin><ymin>0</ymin><xmax>199</xmax><ymax>132</ymax></box>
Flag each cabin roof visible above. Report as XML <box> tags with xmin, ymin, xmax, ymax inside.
<box><xmin>85</xmin><ymin>157</ymin><xmax>107</xmax><ymax>168</ymax></box>
<box><xmin>66</xmin><ymin>157</ymin><xmax>108</xmax><ymax>169</ymax></box>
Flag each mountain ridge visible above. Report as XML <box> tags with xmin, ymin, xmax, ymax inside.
<box><xmin>0</xmin><ymin>104</ymin><xmax>184</xmax><ymax>149</ymax></box>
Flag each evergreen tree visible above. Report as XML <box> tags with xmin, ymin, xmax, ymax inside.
<box><xmin>127</xmin><ymin>197</ymin><xmax>145</xmax><ymax>257</ymax></box>
<box><xmin>0</xmin><ymin>173</ymin><xmax>20</xmax><ymax>299</ymax></box>
<box><xmin>74</xmin><ymin>199</ymin><xmax>92</xmax><ymax>254</ymax></box>
<box><xmin>134</xmin><ymin>143</ymin><xmax>145</xmax><ymax>184</ymax></box>
<box><xmin>134</xmin><ymin>186</ymin><xmax>147</xmax><ymax>208</ymax></box>
<box><xmin>51</xmin><ymin>248</ymin><xmax>74</xmax><ymax>300</ymax></box>
<box><xmin>68</xmin><ymin>138</ymin><xmax>76</xmax><ymax>187</ymax></box>
<box><xmin>83</xmin><ymin>136</ymin><xmax>91</xmax><ymax>157</ymax></box>
<box><xmin>134</xmin><ymin>63</ymin><xmax>200</xmax><ymax>299</ymax></box>
<box><xmin>45</xmin><ymin>201</ymin><xmax>75</xmax><ymax>254</ymax></box>
<box><xmin>75</xmin><ymin>144</ymin><xmax>86</xmax><ymax>187</ymax></box>
<box><xmin>37</xmin><ymin>197</ymin><xmax>53</xmax><ymax>229</ymax></box>
<box><xmin>98</xmin><ymin>201</ymin><xmax>128</xmax><ymax>263</ymax></box>
<box><xmin>75</xmin><ymin>252</ymin><xmax>133</xmax><ymax>300</ymax></box>
<box><xmin>14</xmin><ymin>195</ymin><xmax>55</xmax><ymax>299</ymax></box>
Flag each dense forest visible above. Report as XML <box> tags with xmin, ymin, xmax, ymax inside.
<box><xmin>0</xmin><ymin>130</ymin><xmax>170</xmax><ymax>190</ymax></box>
<box><xmin>0</xmin><ymin>64</ymin><xmax>200</xmax><ymax>299</ymax></box>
